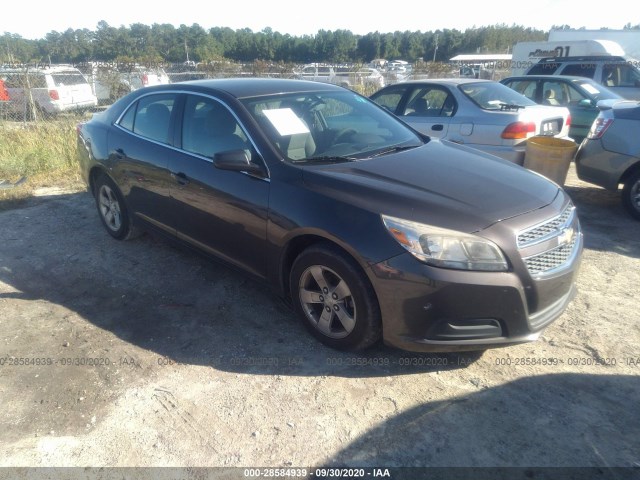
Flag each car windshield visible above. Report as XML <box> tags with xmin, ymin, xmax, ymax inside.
<box><xmin>459</xmin><ymin>81</ymin><xmax>537</xmax><ymax>110</ymax></box>
<box><xmin>240</xmin><ymin>90</ymin><xmax>423</xmax><ymax>163</ymax></box>
<box><xmin>576</xmin><ymin>80</ymin><xmax>621</xmax><ymax>101</ymax></box>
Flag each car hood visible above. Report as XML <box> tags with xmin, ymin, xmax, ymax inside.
<box><xmin>302</xmin><ymin>140</ymin><xmax>560</xmax><ymax>233</ymax></box>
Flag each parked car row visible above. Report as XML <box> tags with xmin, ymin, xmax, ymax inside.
<box><xmin>369</xmin><ymin>78</ymin><xmax>572</xmax><ymax>165</ymax></box>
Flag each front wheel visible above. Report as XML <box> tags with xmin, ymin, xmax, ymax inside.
<box><xmin>290</xmin><ymin>244</ymin><xmax>382</xmax><ymax>351</ymax></box>
<box><xmin>94</xmin><ymin>173</ymin><xmax>140</xmax><ymax>240</ymax></box>
<box><xmin>622</xmin><ymin>170</ymin><xmax>640</xmax><ymax>220</ymax></box>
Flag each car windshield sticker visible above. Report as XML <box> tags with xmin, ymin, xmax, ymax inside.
<box><xmin>581</xmin><ymin>84</ymin><xmax>600</xmax><ymax>95</ymax></box>
<box><xmin>263</xmin><ymin>108</ymin><xmax>310</xmax><ymax>136</ymax></box>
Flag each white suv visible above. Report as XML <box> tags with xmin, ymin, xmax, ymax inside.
<box><xmin>525</xmin><ymin>56</ymin><xmax>640</xmax><ymax>100</ymax></box>
<box><xmin>1</xmin><ymin>65</ymin><xmax>98</xmax><ymax>118</ymax></box>
<box><xmin>79</xmin><ymin>63</ymin><xmax>171</xmax><ymax>104</ymax></box>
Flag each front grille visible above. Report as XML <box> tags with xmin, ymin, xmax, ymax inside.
<box><xmin>523</xmin><ymin>236</ymin><xmax>577</xmax><ymax>275</ymax></box>
<box><xmin>517</xmin><ymin>204</ymin><xmax>574</xmax><ymax>247</ymax></box>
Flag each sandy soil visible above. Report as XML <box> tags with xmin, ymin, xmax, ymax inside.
<box><xmin>0</xmin><ymin>165</ymin><xmax>638</xmax><ymax>475</ymax></box>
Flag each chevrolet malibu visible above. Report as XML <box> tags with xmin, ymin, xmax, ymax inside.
<box><xmin>77</xmin><ymin>78</ymin><xmax>583</xmax><ymax>352</ymax></box>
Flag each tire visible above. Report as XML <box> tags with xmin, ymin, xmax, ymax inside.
<box><xmin>622</xmin><ymin>169</ymin><xmax>640</xmax><ymax>220</ymax></box>
<box><xmin>289</xmin><ymin>244</ymin><xmax>382</xmax><ymax>351</ymax></box>
<box><xmin>94</xmin><ymin>173</ymin><xmax>140</xmax><ymax>240</ymax></box>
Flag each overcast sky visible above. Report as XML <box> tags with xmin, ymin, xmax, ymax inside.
<box><xmin>1</xmin><ymin>0</ymin><xmax>635</xmax><ymax>39</ymax></box>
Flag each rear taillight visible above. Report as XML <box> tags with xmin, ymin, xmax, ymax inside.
<box><xmin>501</xmin><ymin>121</ymin><xmax>535</xmax><ymax>139</ymax></box>
<box><xmin>49</xmin><ymin>89</ymin><xmax>59</xmax><ymax>100</ymax></box>
<box><xmin>587</xmin><ymin>117</ymin><xmax>614</xmax><ymax>139</ymax></box>
<box><xmin>566</xmin><ymin>114</ymin><xmax>571</xmax><ymax>128</ymax></box>
<box><xmin>142</xmin><ymin>74</ymin><xmax>149</xmax><ymax>86</ymax></box>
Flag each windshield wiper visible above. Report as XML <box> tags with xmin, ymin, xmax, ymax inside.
<box><xmin>500</xmin><ymin>103</ymin><xmax>526</xmax><ymax>111</ymax></box>
<box><xmin>303</xmin><ymin>155</ymin><xmax>358</xmax><ymax>163</ymax></box>
<box><xmin>369</xmin><ymin>145</ymin><xmax>419</xmax><ymax>158</ymax></box>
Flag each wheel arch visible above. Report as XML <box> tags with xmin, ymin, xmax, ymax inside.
<box><xmin>278</xmin><ymin>233</ymin><xmax>380</xmax><ymax>306</ymax></box>
<box><xmin>619</xmin><ymin>160</ymin><xmax>640</xmax><ymax>187</ymax></box>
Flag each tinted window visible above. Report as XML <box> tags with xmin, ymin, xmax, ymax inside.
<box><xmin>560</xmin><ymin>63</ymin><xmax>597</xmax><ymax>79</ymax></box>
<box><xmin>181</xmin><ymin>95</ymin><xmax>249</xmax><ymax>158</ymax></box>
<box><xmin>527</xmin><ymin>63</ymin><xmax>559</xmax><ymax>75</ymax></box>
<box><xmin>130</xmin><ymin>94</ymin><xmax>176</xmax><ymax>144</ymax></box>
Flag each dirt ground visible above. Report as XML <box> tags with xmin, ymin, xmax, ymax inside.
<box><xmin>0</xmin><ymin>165</ymin><xmax>638</xmax><ymax>476</ymax></box>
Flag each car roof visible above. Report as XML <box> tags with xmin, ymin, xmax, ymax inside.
<box><xmin>381</xmin><ymin>78</ymin><xmax>494</xmax><ymax>88</ymax></box>
<box><xmin>155</xmin><ymin>77</ymin><xmax>343</xmax><ymax>99</ymax></box>
<box><xmin>502</xmin><ymin>75</ymin><xmax>599</xmax><ymax>83</ymax></box>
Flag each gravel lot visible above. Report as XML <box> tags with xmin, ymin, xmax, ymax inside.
<box><xmin>0</xmin><ymin>165</ymin><xmax>638</xmax><ymax>476</ymax></box>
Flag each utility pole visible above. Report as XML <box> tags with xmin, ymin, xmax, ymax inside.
<box><xmin>432</xmin><ymin>34</ymin><xmax>439</xmax><ymax>62</ymax></box>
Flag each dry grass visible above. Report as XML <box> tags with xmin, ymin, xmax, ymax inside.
<box><xmin>0</xmin><ymin>119</ymin><xmax>86</xmax><ymax>211</ymax></box>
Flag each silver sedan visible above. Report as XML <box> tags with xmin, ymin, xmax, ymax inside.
<box><xmin>370</xmin><ymin>78</ymin><xmax>572</xmax><ymax>164</ymax></box>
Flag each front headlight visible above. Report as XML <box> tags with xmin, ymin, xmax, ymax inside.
<box><xmin>381</xmin><ymin>215</ymin><xmax>508</xmax><ymax>271</ymax></box>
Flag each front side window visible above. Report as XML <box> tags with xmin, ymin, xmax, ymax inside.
<box><xmin>181</xmin><ymin>95</ymin><xmax>249</xmax><ymax>159</ymax></box>
<box><xmin>602</xmin><ymin>63</ymin><xmax>640</xmax><ymax>88</ymax></box>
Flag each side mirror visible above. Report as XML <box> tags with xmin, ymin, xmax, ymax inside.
<box><xmin>214</xmin><ymin>150</ymin><xmax>264</xmax><ymax>176</ymax></box>
<box><xmin>578</xmin><ymin>98</ymin><xmax>594</xmax><ymax>108</ymax></box>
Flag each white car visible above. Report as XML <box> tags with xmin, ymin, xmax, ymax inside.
<box><xmin>2</xmin><ymin>65</ymin><xmax>97</xmax><ymax>118</ymax></box>
<box><xmin>79</xmin><ymin>63</ymin><xmax>171</xmax><ymax>104</ymax></box>
<box><xmin>370</xmin><ymin>78</ymin><xmax>573</xmax><ymax>164</ymax></box>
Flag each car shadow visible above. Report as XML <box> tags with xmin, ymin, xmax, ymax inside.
<box><xmin>320</xmin><ymin>373</ymin><xmax>640</xmax><ymax>473</ymax></box>
<box><xmin>0</xmin><ymin>191</ymin><xmax>482</xmax><ymax>378</ymax></box>
<box><xmin>564</xmin><ymin>183</ymin><xmax>640</xmax><ymax>259</ymax></box>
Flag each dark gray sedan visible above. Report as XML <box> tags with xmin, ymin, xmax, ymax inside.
<box><xmin>77</xmin><ymin>78</ymin><xmax>583</xmax><ymax>352</ymax></box>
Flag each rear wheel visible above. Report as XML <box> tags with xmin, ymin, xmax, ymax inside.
<box><xmin>94</xmin><ymin>173</ymin><xmax>140</xmax><ymax>240</ymax></box>
<box><xmin>622</xmin><ymin>170</ymin><xmax>640</xmax><ymax>220</ymax></box>
<box><xmin>290</xmin><ymin>244</ymin><xmax>382</xmax><ymax>351</ymax></box>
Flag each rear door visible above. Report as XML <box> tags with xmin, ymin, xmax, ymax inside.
<box><xmin>399</xmin><ymin>86</ymin><xmax>456</xmax><ymax>138</ymax></box>
<box><xmin>109</xmin><ymin>92</ymin><xmax>179</xmax><ymax>234</ymax></box>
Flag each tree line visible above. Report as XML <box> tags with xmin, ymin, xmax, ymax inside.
<box><xmin>2</xmin><ymin>22</ymin><xmax>552</xmax><ymax>66</ymax></box>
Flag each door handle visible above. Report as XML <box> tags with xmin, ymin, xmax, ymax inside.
<box><xmin>172</xmin><ymin>172</ymin><xmax>190</xmax><ymax>186</ymax></box>
<box><xmin>114</xmin><ymin>148</ymin><xmax>125</xmax><ymax>159</ymax></box>
<box><xmin>432</xmin><ymin>124</ymin><xmax>444</xmax><ymax>131</ymax></box>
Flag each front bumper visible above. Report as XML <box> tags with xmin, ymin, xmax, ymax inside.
<box><xmin>369</xmin><ymin>197</ymin><xmax>583</xmax><ymax>353</ymax></box>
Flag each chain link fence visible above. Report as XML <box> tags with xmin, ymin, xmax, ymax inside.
<box><xmin>1</xmin><ymin>61</ymin><xmax>512</xmax><ymax>124</ymax></box>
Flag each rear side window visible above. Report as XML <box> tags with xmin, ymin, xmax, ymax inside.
<box><xmin>527</xmin><ymin>63</ymin><xmax>559</xmax><ymax>75</ymax></box>
<box><xmin>560</xmin><ymin>63</ymin><xmax>597</xmax><ymax>79</ymax></box>
<box><xmin>403</xmin><ymin>87</ymin><xmax>456</xmax><ymax>117</ymax></box>
<box><xmin>118</xmin><ymin>94</ymin><xmax>176</xmax><ymax>144</ymax></box>
<box><xmin>504</xmin><ymin>80</ymin><xmax>538</xmax><ymax>100</ymax></box>
<box><xmin>370</xmin><ymin>85</ymin><xmax>408</xmax><ymax>113</ymax></box>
